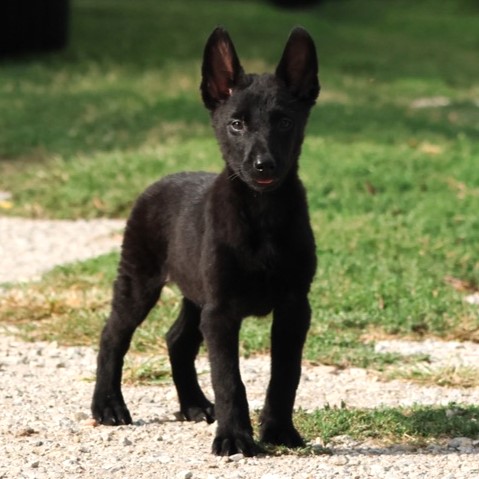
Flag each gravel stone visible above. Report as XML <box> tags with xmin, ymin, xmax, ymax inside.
<box><xmin>330</xmin><ymin>455</ymin><xmax>349</xmax><ymax>466</ymax></box>
<box><xmin>122</xmin><ymin>437</ymin><xmax>133</xmax><ymax>446</ymax></box>
<box><xmin>229</xmin><ymin>453</ymin><xmax>245</xmax><ymax>462</ymax></box>
<box><xmin>177</xmin><ymin>471</ymin><xmax>193</xmax><ymax>479</ymax></box>
<box><xmin>448</xmin><ymin>437</ymin><xmax>474</xmax><ymax>451</ymax></box>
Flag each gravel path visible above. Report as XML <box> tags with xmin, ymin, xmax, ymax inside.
<box><xmin>0</xmin><ymin>217</ymin><xmax>124</xmax><ymax>284</ymax></box>
<box><xmin>1</xmin><ymin>216</ymin><xmax>479</xmax><ymax>478</ymax></box>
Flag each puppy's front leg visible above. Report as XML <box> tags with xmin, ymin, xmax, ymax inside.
<box><xmin>260</xmin><ymin>295</ymin><xmax>311</xmax><ymax>448</ymax></box>
<box><xmin>200</xmin><ymin>305</ymin><xmax>261</xmax><ymax>456</ymax></box>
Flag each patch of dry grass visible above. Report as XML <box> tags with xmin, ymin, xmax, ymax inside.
<box><xmin>385</xmin><ymin>364</ymin><xmax>479</xmax><ymax>389</ymax></box>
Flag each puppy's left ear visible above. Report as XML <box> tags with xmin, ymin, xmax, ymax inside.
<box><xmin>275</xmin><ymin>27</ymin><xmax>320</xmax><ymax>105</ymax></box>
<box><xmin>201</xmin><ymin>27</ymin><xmax>244</xmax><ymax>110</ymax></box>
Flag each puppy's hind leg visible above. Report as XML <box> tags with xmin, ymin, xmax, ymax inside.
<box><xmin>167</xmin><ymin>298</ymin><xmax>215</xmax><ymax>423</ymax></box>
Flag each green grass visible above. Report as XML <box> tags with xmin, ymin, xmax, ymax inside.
<box><xmin>294</xmin><ymin>403</ymin><xmax>479</xmax><ymax>446</ymax></box>
<box><xmin>1</xmin><ymin>0</ymin><xmax>479</xmax><ymax>430</ymax></box>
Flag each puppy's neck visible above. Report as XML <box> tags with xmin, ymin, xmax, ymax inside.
<box><xmin>212</xmin><ymin>167</ymin><xmax>303</xmax><ymax>225</ymax></box>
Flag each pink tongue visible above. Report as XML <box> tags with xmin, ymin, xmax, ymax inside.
<box><xmin>256</xmin><ymin>179</ymin><xmax>274</xmax><ymax>185</ymax></box>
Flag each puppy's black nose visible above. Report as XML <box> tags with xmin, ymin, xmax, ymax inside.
<box><xmin>254</xmin><ymin>156</ymin><xmax>276</xmax><ymax>173</ymax></box>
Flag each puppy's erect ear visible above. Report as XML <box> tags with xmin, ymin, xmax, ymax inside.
<box><xmin>201</xmin><ymin>27</ymin><xmax>244</xmax><ymax>110</ymax></box>
<box><xmin>275</xmin><ymin>27</ymin><xmax>320</xmax><ymax>105</ymax></box>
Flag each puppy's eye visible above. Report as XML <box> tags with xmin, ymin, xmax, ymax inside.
<box><xmin>230</xmin><ymin>119</ymin><xmax>245</xmax><ymax>132</ymax></box>
<box><xmin>278</xmin><ymin>117</ymin><xmax>293</xmax><ymax>131</ymax></box>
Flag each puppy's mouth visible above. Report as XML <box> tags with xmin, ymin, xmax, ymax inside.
<box><xmin>238</xmin><ymin>166</ymin><xmax>279</xmax><ymax>191</ymax></box>
<box><xmin>255</xmin><ymin>178</ymin><xmax>275</xmax><ymax>186</ymax></box>
<box><xmin>252</xmin><ymin>177</ymin><xmax>280</xmax><ymax>191</ymax></box>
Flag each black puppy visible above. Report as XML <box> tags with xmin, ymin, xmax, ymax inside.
<box><xmin>92</xmin><ymin>27</ymin><xmax>320</xmax><ymax>457</ymax></box>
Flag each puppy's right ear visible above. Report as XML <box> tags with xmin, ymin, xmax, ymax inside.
<box><xmin>276</xmin><ymin>27</ymin><xmax>320</xmax><ymax>106</ymax></box>
<box><xmin>201</xmin><ymin>27</ymin><xmax>244</xmax><ymax>110</ymax></box>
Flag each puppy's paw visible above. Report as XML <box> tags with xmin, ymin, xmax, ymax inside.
<box><xmin>260</xmin><ymin>422</ymin><xmax>305</xmax><ymax>448</ymax></box>
<box><xmin>91</xmin><ymin>395</ymin><xmax>132</xmax><ymax>426</ymax></box>
<box><xmin>177</xmin><ymin>403</ymin><xmax>215</xmax><ymax>424</ymax></box>
<box><xmin>212</xmin><ymin>430</ymin><xmax>263</xmax><ymax>457</ymax></box>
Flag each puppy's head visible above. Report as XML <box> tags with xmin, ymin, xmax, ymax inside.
<box><xmin>201</xmin><ymin>27</ymin><xmax>320</xmax><ymax>192</ymax></box>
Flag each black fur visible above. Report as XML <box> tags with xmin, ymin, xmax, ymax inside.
<box><xmin>91</xmin><ymin>27</ymin><xmax>320</xmax><ymax>457</ymax></box>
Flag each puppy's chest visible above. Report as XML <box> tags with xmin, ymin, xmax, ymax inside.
<box><xmin>241</xmin><ymin>225</ymin><xmax>284</xmax><ymax>270</ymax></box>
<box><xmin>227</xmin><ymin>235</ymin><xmax>288</xmax><ymax>316</ymax></box>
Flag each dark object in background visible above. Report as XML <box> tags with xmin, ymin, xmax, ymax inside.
<box><xmin>0</xmin><ymin>0</ymin><xmax>70</xmax><ymax>57</ymax></box>
<box><xmin>271</xmin><ymin>0</ymin><xmax>323</xmax><ymax>8</ymax></box>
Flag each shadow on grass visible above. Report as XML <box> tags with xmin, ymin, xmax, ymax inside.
<box><xmin>0</xmin><ymin>94</ymin><xmax>208</xmax><ymax>159</ymax></box>
<box><xmin>2</xmin><ymin>0</ymin><xmax>479</xmax><ymax>159</ymax></box>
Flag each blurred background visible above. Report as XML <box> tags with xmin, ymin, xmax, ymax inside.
<box><xmin>1</xmin><ymin>0</ymin><xmax>477</xmax><ymax>176</ymax></box>
<box><xmin>0</xmin><ymin>0</ymin><xmax>478</xmax><ymax>363</ymax></box>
